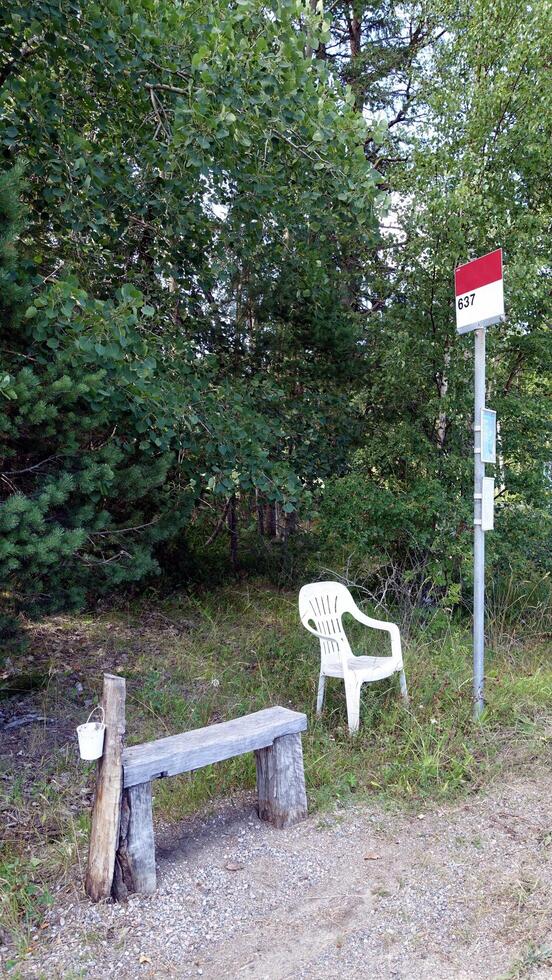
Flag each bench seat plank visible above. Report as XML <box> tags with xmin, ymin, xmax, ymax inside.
<box><xmin>122</xmin><ymin>706</ymin><xmax>307</xmax><ymax>788</ymax></box>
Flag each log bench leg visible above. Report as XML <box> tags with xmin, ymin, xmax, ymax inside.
<box><xmin>255</xmin><ymin>732</ymin><xmax>307</xmax><ymax>828</ymax></box>
<box><xmin>113</xmin><ymin>782</ymin><xmax>156</xmax><ymax>899</ymax></box>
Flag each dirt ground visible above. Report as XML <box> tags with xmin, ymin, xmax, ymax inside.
<box><xmin>15</xmin><ymin>767</ymin><xmax>552</xmax><ymax>980</ymax></box>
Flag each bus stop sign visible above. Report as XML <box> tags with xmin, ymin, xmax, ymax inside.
<box><xmin>455</xmin><ymin>248</ymin><xmax>504</xmax><ymax>334</ymax></box>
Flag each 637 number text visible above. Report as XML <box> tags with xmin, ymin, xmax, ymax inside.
<box><xmin>457</xmin><ymin>292</ymin><xmax>475</xmax><ymax>310</ymax></box>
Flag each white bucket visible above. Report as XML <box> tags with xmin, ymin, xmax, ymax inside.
<box><xmin>77</xmin><ymin>706</ymin><xmax>106</xmax><ymax>761</ymax></box>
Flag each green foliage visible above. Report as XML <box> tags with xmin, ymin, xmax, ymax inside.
<box><xmin>317</xmin><ymin>0</ymin><xmax>552</xmax><ymax>597</ymax></box>
<box><xmin>0</xmin><ymin>208</ymin><xmax>317</xmax><ymax>610</ymax></box>
<box><xmin>0</xmin><ymin>165</ymin><xmax>27</xmax><ymax>336</ymax></box>
<box><xmin>1</xmin><ymin>0</ymin><xmax>550</xmax><ymax>614</ymax></box>
<box><xmin>1</xmin><ymin>0</ymin><xmax>376</xmax><ymax>294</ymax></box>
<box><xmin>0</xmin><ymin>1</ymin><xmax>381</xmax><ymax>611</ymax></box>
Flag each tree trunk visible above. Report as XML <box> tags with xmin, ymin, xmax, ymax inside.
<box><xmin>227</xmin><ymin>493</ymin><xmax>239</xmax><ymax>571</ymax></box>
<box><xmin>274</xmin><ymin>501</ymin><xmax>285</xmax><ymax>542</ymax></box>
<box><xmin>265</xmin><ymin>502</ymin><xmax>276</xmax><ymax>538</ymax></box>
<box><xmin>349</xmin><ymin>14</ymin><xmax>362</xmax><ymax>57</ymax></box>
<box><xmin>283</xmin><ymin>509</ymin><xmax>297</xmax><ymax>542</ymax></box>
<box><xmin>435</xmin><ymin>346</ymin><xmax>451</xmax><ymax>449</ymax></box>
<box><xmin>256</xmin><ymin>489</ymin><xmax>265</xmax><ymax>536</ymax></box>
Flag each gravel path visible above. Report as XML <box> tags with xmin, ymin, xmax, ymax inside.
<box><xmin>17</xmin><ymin>769</ymin><xmax>552</xmax><ymax>979</ymax></box>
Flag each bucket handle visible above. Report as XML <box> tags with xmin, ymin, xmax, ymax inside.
<box><xmin>84</xmin><ymin>705</ymin><xmax>105</xmax><ymax>726</ymax></box>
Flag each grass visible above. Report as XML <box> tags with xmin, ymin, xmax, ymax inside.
<box><xmin>503</xmin><ymin>944</ymin><xmax>552</xmax><ymax>979</ymax></box>
<box><xmin>1</xmin><ymin>578</ymin><xmax>551</xmax><ymax>959</ymax></box>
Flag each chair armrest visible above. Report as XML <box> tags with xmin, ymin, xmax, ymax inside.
<box><xmin>349</xmin><ymin>604</ymin><xmax>395</xmax><ymax>633</ymax></box>
<box><xmin>350</xmin><ymin>604</ymin><xmax>403</xmax><ymax>667</ymax></box>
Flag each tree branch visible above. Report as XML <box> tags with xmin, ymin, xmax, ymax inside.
<box><xmin>3</xmin><ymin>455</ymin><xmax>63</xmax><ymax>476</ymax></box>
<box><xmin>145</xmin><ymin>82</ymin><xmax>187</xmax><ymax>96</ymax></box>
<box><xmin>87</xmin><ymin>518</ymin><xmax>160</xmax><ymax>538</ymax></box>
<box><xmin>205</xmin><ymin>499</ymin><xmax>231</xmax><ymax>547</ymax></box>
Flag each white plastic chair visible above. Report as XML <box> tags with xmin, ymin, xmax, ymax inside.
<box><xmin>299</xmin><ymin>581</ymin><xmax>408</xmax><ymax>734</ymax></box>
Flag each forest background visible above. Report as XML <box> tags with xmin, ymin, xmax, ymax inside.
<box><xmin>1</xmin><ymin>0</ymin><xmax>550</xmax><ymax>629</ymax></box>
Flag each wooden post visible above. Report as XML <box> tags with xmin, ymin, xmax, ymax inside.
<box><xmin>255</xmin><ymin>732</ymin><xmax>308</xmax><ymax>829</ymax></box>
<box><xmin>85</xmin><ymin>673</ymin><xmax>126</xmax><ymax>902</ymax></box>
<box><xmin>113</xmin><ymin>782</ymin><xmax>156</xmax><ymax>899</ymax></box>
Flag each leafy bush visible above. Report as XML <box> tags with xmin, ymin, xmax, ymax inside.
<box><xmin>316</xmin><ymin>468</ymin><xmax>552</xmax><ymax>625</ymax></box>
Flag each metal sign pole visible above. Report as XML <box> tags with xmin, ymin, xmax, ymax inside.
<box><xmin>473</xmin><ymin>326</ymin><xmax>486</xmax><ymax>717</ymax></box>
<box><xmin>455</xmin><ymin>248</ymin><xmax>504</xmax><ymax>718</ymax></box>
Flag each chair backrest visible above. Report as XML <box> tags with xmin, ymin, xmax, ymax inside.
<box><xmin>298</xmin><ymin>581</ymin><xmax>355</xmax><ymax>665</ymax></box>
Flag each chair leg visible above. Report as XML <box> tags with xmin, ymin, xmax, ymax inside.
<box><xmin>316</xmin><ymin>673</ymin><xmax>326</xmax><ymax>715</ymax></box>
<box><xmin>344</xmin><ymin>678</ymin><xmax>360</xmax><ymax>734</ymax></box>
<box><xmin>399</xmin><ymin>669</ymin><xmax>409</xmax><ymax>704</ymax></box>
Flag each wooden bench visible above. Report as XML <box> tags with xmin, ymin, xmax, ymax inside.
<box><xmin>85</xmin><ymin>675</ymin><xmax>308</xmax><ymax>902</ymax></box>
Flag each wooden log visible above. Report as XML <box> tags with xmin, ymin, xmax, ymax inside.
<box><xmin>255</xmin><ymin>732</ymin><xmax>308</xmax><ymax>829</ymax></box>
<box><xmin>113</xmin><ymin>782</ymin><xmax>156</xmax><ymax>899</ymax></box>
<box><xmin>123</xmin><ymin>706</ymin><xmax>307</xmax><ymax>788</ymax></box>
<box><xmin>85</xmin><ymin>673</ymin><xmax>126</xmax><ymax>902</ymax></box>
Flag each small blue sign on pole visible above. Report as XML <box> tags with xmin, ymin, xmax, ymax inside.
<box><xmin>481</xmin><ymin>408</ymin><xmax>497</xmax><ymax>464</ymax></box>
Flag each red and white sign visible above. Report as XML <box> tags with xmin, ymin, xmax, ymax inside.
<box><xmin>454</xmin><ymin>248</ymin><xmax>504</xmax><ymax>334</ymax></box>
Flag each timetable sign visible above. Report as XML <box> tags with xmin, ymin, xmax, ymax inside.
<box><xmin>481</xmin><ymin>408</ymin><xmax>497</xmax><ymax>464</ymax></box>
<box><xmin>455</xmin><ymin>248</ymin><xmax>504</xmax><ymax>334</ymax></box>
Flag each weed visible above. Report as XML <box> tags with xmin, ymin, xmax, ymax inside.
<box><xmin>487</xmin><ymin>572</ymin><xmax>552</xmax><ymax>652</ymax></box>
<box><xmin>0</xmin><ymin>853</ymin><xmax>53</xmax><ymax>951</ymax></box>
<box><xmin>503</xmin><ymin>943</ymin><xmax>552</xmax><ymax>979</ymax></box>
